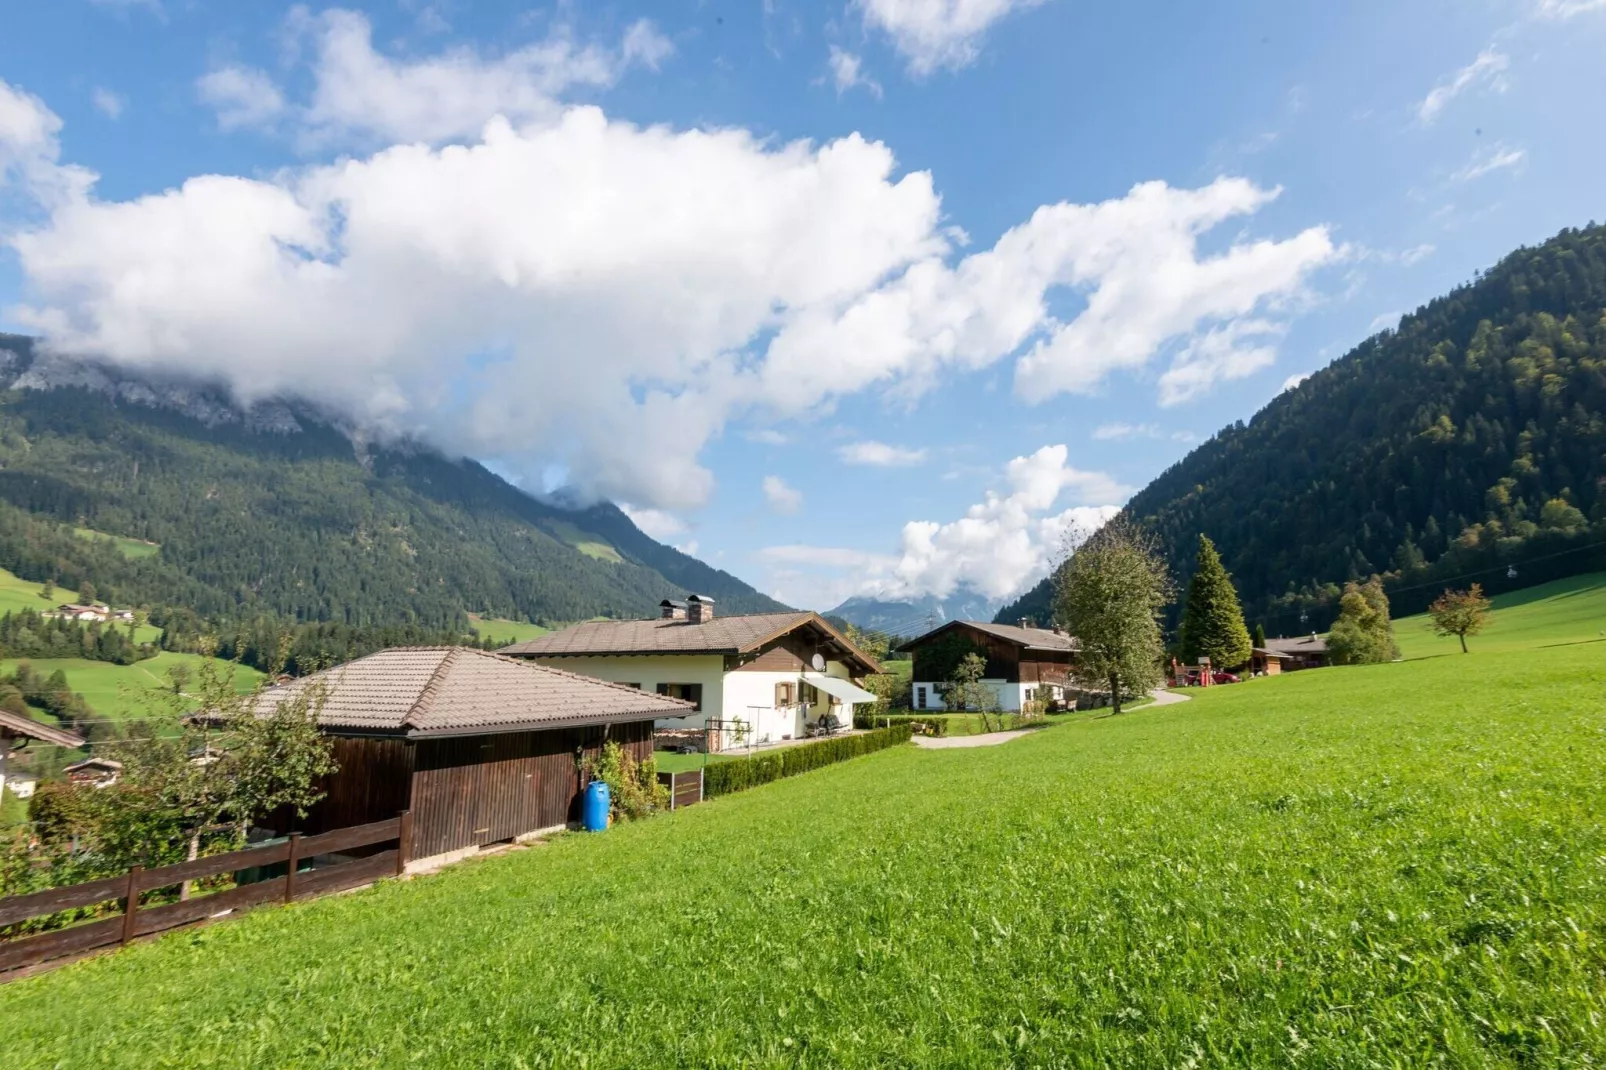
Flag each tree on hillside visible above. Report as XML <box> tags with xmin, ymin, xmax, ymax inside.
<box><xmin>1428</xmin><ymin>584</ymin><xmax>1493</xmax><ymax>653</ymax></box>
<box><xmin>77</xmin><ymin>581</ymin><xmax>95</xmax><ymax>606</ymax></box>
<box><xmin>1053</xmin><ymin>518</ymin><xmax>1174</xmax><ymax>715</ymax></box>
<box><xmin>38</xmin><ymin>578</ymin><xmax>53</xmax><ymax>602</ymax></box>
<box><xmin>1178</xmin><ymin>535</ymin><xmax>1253</xmax><ymax>669</ymax></box>
<box><xmin>1327</xmin><ymin>577</ymin><xmax>1399</xmax><ymax>665</ymax></box>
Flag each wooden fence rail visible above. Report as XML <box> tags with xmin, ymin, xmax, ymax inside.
<box><xmin>0</xmin><ymin>810</ymin><xmax>412</xmax><ymax>980</ymax></box>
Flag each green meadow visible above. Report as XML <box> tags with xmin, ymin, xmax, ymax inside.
<box><xmin>1394</xmin><ymin>570</ymin><xmax>1606</xmax><ymax>657</ymax></box>
<box><xmin>468</xmin><ymin>614</ymin><xmax>551</xmax><ymax>648</ymax></box>
<box><xmin>0</xmin><ymin>578</ymin><xmax>1602</xmax><ymax>1066</ymax></box>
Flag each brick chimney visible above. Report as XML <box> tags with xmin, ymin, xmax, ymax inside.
<box><xmin>686</xmin><ymin>594</ymin><xmax>715</xmax><ymax>624</ymax></box>
<box><xmin>659</xmin><ymin>599</ymin><xmax>687</xmax><ymax>620</ymax></box>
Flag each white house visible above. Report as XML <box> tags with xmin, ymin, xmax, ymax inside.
<box><xmin>499</xmin><ymin>596</ymin><xmax>882</xmax><ymax>748</ymax></box>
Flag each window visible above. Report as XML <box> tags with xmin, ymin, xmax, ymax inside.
<box><xmin>774</xmin><ymin>681</ymin><xmax>796</xmax><ymax>706</ymax></box>
<box><xmin>916</xmin><ymin>686</ymin><xmax>928</xmax><ymax>709</ymax></box>
<box><xmin>802</xmin><ymin>683</ymin><xmax>819</xmax><ymax>705</ymax></box>
<box><xmin>655</xmin><ymin>683</ymin><xmax>703</xmax><ymax>711</ymax></box>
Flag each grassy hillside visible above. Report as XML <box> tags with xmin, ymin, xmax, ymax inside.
<box><xmin>0</xmin><ymin>652</ymin><xmax>262</xmax><ymax>722</ymax></box>
<box><xmin>2</xmin><ymin>589</ymin><xmax>1600</xmax><ymax>1065</ymax></box>
<box><xmin>466</xmin><ymin>614</ymin><xmax>551</xmax><ymax>648</ymax></box>
<box><xmin>1394</xmin><ymin>570</ymin><xmax>1606</xmax><ymax>658</ymax></box>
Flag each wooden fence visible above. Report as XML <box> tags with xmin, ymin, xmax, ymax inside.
<box><xmin>0</xmin><ymin>811</ymin><xmax>412</xmax><ymax>981</ymax></box>
<box><xmin>656</xmin><ymin>770</ymin><xmax>703</xmax><ymax>810</ymax></box>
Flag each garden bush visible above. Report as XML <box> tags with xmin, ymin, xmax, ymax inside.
<box><xmin>703</xmin><ymin>725</ymin><xmax>912</xmax><ymax>797</ymax></box>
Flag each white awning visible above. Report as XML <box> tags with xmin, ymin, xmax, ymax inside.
<box><xmin>802</xmin><ymin>673</ymin><xmax>877</xmax><ymax>704</ymax></box>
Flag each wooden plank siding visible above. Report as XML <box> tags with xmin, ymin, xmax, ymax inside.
<box><xmin>407</xmin><ymin>720</ymin><xmax>654</xmax><ymax>860</ymax></box>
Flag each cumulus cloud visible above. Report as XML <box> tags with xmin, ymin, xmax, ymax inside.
<box><xmin>1281</xmin><ymin>372</ymin><xmax>1310</xmax><ymax>392</ymax></box>
<box><xmin>196</xmin><ymin>67</ymin><xmax>288</xmax><ymax>131</ymax></box>
<box><xmin>862</xmin><ymin>444</ymin><xmax>1125</xmax><ymax>601</ymax></box>
<box><xmin>1451</xmin><ymin>143</ymin><xmax>1526</xmax><ymax>182</ymax></box>
<box><xmin>619</xmin><ymin>504</ymin><xmax>687</xmax><ymax>541</ymax></box>
<box><xmin>763</xmin><ymin>475</ymin><xmax>804</xmax><ymax>514</ymax></box>
<box><xmin>828</xmin><ymin>48</ymin><xmax>883</xmax><ymax>98</ymax></box>
<box><xmin>859</xmin><ymin>0</ymin><xmax>1045</xmax><ymax>75</ymax></box>
<box><xmin>1418</xmin><ymin>47</ymin><xmax>1508</xmax><ymax>125</ymax></box>
<box><xmin>837</xmin><ymin>440</ymin><xmax>927</xmax><ymax>466</ymax></box>
<box><xmin>1157</xmin><ymin>319</ymin><xmax>1283</xmax><ymax>407</ymax></box>
<box><xmin>2</xmin><ymin>50</ymin><xmax>1334</xmax><ymax>511</ymax></box>
<box><xmin>199</xmin><ymin>8</ymin><xmax>670</xmax><ymax>145</ymax></box>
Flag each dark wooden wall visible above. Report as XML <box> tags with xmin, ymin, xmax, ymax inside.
<box><xmin>407</xmin><ymin>720</ymin><xmax>654</xmax><ymax>860</ymax></box>
<box><xmin>279</xmin><ymin>736</ymin><xmax>414</xmax><ymax>840</ymax></box>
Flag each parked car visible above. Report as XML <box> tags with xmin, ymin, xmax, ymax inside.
<box><xmin>1211</xmin><ymin>671</ymin><xmax>1240</xmax><ymax>685</ymax></box>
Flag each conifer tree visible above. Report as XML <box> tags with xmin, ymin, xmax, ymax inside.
<box><xmin>1178</xmin><ymin>535</ymin><xmax>1253</xmax><ymax>669</ymax></box>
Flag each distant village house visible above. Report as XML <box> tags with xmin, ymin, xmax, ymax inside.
<box><xmin>899</xmin><ymin>620</ymin><xmax>1078</xmax><ymax>712</ymax></box>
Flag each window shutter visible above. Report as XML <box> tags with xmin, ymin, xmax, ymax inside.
<box><xmin>687</xmin><ymin>684</ymin><xmax>703</xmax><ymax>711</ymax></box>
<box><xmin>656</xmin><ymin>684</ymin><xmax>669</xmax><ymax>696</ymax></box>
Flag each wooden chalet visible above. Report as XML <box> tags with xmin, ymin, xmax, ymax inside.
<box><xmin>898</xmin><ymin>620</ymin><xmax>1079</xmax><ymax>711</ymax></box>
<box><xmin>1262</xmin><ymin>634</ymin><xmax>1331</xmax><ymax>671</ymax></box>
<box><xmin>248</xmin><ymin>647</ymin><xmax>693</xmax><ymax>867</ymax></box>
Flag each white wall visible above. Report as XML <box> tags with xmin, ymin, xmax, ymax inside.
<box><xmin>531</xmin><ymin>654</ymin><xmax>727</xmax><ymax>728</ymax></box>
<box><xmin>910</xmin><ymin>679</ymin><xmax>1037</xmax><ymax>712</ymax></box>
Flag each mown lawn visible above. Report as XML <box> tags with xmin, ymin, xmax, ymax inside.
<box><xmin>1</xmin><ymin>622</ymin><xmax>1602</xmax><ymax>1065</ymax></box>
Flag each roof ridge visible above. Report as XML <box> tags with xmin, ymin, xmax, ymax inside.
<box><xmin>402</xmin><ymin>647</ymin><xmax>460</xmax><ymax>729</ymax></box>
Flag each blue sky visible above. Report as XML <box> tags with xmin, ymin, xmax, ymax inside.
<box><xmin>1</xmin><ymin>0</ymin><xmax>1603</xmax><ymax>612</ymax></box>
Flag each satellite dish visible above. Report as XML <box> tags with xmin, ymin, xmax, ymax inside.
<box><xmin>811</xmin><ymin>653</ymin><xmax>825</xmax><ymax>671</ymax></box>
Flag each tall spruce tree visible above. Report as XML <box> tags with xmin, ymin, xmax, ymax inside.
<box><xmin>1178</xmin><ymin>535</ymin><xmax>1253</xmax><ymax>669</ymax></box>
<box><xmin>1251</xmin><ymin>622</ymin><xmax>1267</xmax><ymax>649</ymax></box>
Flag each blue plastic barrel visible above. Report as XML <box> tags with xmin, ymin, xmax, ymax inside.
<box><xmin>582</xmin><ymin>781</ymin><xmax>611</xmax><ymax>831</ymax></box>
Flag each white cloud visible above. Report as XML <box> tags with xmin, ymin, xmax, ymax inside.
<box><xmin>1368</xmin><ymin>310</ymin><xmax>1402</xmax><ymax>333</ymax></box>
<box><xmin>858</xmin><ymin>0</ymin><xmax>1045</xmax><ymax>75</ymax></box>
<box><xmin>1535</xmin><ymin>0</ymin><xmax>1606</xmax><ymax>15</ymax></box>
<box><xmin>619</xmin><ymin>504</ymin><xmax>687</xmax><ymax>541</ymax></box>
<box><xmin>3</xmin><ymin>64</ymin><xmax>1334</xmax><ymax>511</ymax></box>
<box><xmin>837</xmin><ymin>440</ymin><xmax>927</xmax><ymax>466</ymax></box>
<box><xmin>1156</xmin><ymin>319</ymin><xmax>1282</xmax><ymax>407</ymax></box>
<box><xmin>827</xmin><ymin>47</ymin><xmax>883</xmax><ymax>98</ymax></box>
<box><xmin>1399</xmin><ymin>243</ymin><xmax>1435</xmax><ymax>266</ymax></box>
<box><xmin>1090</xmin><ymin>422</ymin><xmax>1156</xmax><ymax>440</ymax></box>
<box><xmin>196</xmin><ymin>67</ymin><xmax>288</xmax><ymax>131</ymax></box>
<box><xmin>760</xmin><ymin>545</ymin><xmax>895</xmax><ymax>569</ymax></box>
<box><xmin>91</xmin><ymin>88</ymin><xmax>125</xmax><ymax>121</ymax></box>
<box><xmin>1451</xmin><ymin>143</ymin><xmax>1526</xmax><ymax>182</ymax></box>
<box><xmin>862</xmin><ymin>444</ymin><xmax>1126</xmax><ymax>601</ymax></box>
<box><xmin>1417</xmin><ymin>48</ymin><xmax>1508</xmax><ymax>125</ymax></box>
<box><xmin>747</xmin><ymin>428</ymin><xmax>789</xmax><ymax>446</ymax></box>
<box><xmin>763</xmin><ymin>475</ymin><xmax>804</xmax><ymax>514</ymax></box>
<box><xmin>1280</xmin><ymin>372</ymin><xmax>1309</xmax><ymax>392</ymax></box>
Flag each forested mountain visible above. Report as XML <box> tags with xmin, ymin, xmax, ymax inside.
<box><xmin>0</xmin><ymin>335</ymin><xmax>787</xmax><ymax>635</ymax></box>
<box><xmin>998</xmin><ymin>223</ymin><xmax>1606</xmax><ymax>634</ymax></box>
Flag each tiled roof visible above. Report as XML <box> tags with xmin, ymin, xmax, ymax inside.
<box><xmin>500</xmin><ymin>612</ymin><xmax>883</xmax><ymax>675</ymax></box>
<box><xmin>901</xmin><ymin>620</ymin><xmax>1078</xmax><ymax>654</ymax></box>
<box><xmin>1264</xmin><ymin>635</ymin><xmax>1329</xmax><ymax>654</ymax></box>
<box><xmin>247</xmin><ymin>647</ymin><xmax>694</xmax><ymax>737</ymax></box>
<box><xmin>0</xmin><ymin>709</ymin><xmax>85</xmax><ymax>749</ymax></box>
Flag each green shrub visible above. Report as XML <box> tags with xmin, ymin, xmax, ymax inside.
<box><xmin>851</xmin><ymin>712</ymin><xmax>1034</xmax><ymax>737</ymax></box>
<box><xmin>585</xmin><ymin>741</ymin><xmax>669</xmax><ymax>820</ymax></box>
<box><xmin>703</xmin><ymin>725</ymin><xmax>912</xmax><ymax>798</ymax></box>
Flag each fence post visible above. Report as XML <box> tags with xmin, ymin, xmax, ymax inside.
<box><xmin>120</xmin><ymin>864</ymin><xmax>143</xmax><ymax>945</ymax></box>
<box><xmin>283</xmin><ymin>833</ymin><xmax>301</xmax><ymax>904</ymax></box>
<box><xmin>397</xmin><ymin>810</ymin><xmax>413</xmax><ymax>875</ymax></box>
<box><xmin>698</xmin><ymin>769</ymin><xmax>704</xmax><ymax>803</ymax></box>
<box><xmin>669</xmin><ymin>772</ymin><xmax>678</xmax><ymax>812</ymax></box>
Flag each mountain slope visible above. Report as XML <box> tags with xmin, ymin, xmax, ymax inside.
<box><xmin>0</xmin><ymin>336</ymin><xmax>788</xmax><ymax>629</ymax></box>
<box><xmin>998</xmin><ymin>223</ymin><xmax>1606</xmax><ymax>631</ymax></box>
<box><xmin>828</xmin><ymin>589</ymin><xmax>1002</xmax><ymax>637</ymax></box>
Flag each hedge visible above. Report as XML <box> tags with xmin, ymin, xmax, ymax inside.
<box><xmin>851</xmin><ymin>712</ymin><xmax>1037</xmax><ymax>737</ymax></box>
<box><xmin>703</xmin><ymin>724</ymin><xmax>913</xmax><ymax>798</ymax></box>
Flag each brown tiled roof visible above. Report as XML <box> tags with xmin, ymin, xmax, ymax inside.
<box><xmin>500</xmin><ymin>612</ymin><xmax>883</xmax><ymax>674</ymax></box>
<box><xmin>246</xmin><ymin>647</ymin><xmax>694</xmax><ymax>738</ymax></box>
<box><xmin>900</xmin><ymin>620</ymin><xmax>1078</xmax><ymax>654</ymax></box>
<box><xmin>0</xmin><ymin>709</ymin><xmax>85</xmax><ymax>749</ymax></box>
<box><xmin>1264</xmin><ymin>635</ymin><xmax>1329</xmax><ymax>655</ymax></box>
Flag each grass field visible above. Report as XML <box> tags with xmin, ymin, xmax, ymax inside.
<box><xmin>72</xmin><ymin>527</ymin><xmax>161</xmax><ymax>560</ymax></box>
<box><xmin>468</xmin><ymin>614</ymin><xmax>550</xmax><ymax>647</ymax></box>
<box><xmin>1394</xmin><ymin>570</ymin><xmax>1606</xmax><ymax>658</ymax></box>
<box><xmin>0</xmin><ymin>653</ymin><xmax>264</xmax><ymax>723</ymax></box>
<box><xmin>1</xmin><ymin>584</ymin><xmax>1601</xmax><ymax>1066</ymax></box>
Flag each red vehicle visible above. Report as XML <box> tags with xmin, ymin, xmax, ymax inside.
<box><xmin>1211</xmin><ymin>671</ymin><xmax>1240</xmax><ymax>685</ymax></box>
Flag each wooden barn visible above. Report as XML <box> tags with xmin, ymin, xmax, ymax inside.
<box><xmin>252</xmin><ymin>647</ymin><xmax>693</xmax><ymax>867</ymax></box>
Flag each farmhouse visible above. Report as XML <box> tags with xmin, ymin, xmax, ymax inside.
<box><xmin>899</xmin><ymin>620</ymin><xmax>1078</xmax><ymax>712</ymax></box>
<box><xmin>62</xmin><ymin>757</ymin><xmax>122</xmax><ymax>787</ymax></box>
<box><xmin>247</xmin><ymin>647</ymin><xmax>693</xmax><ymax>868</ymax></box>
<box><xmin>1</xmin><ymin>709</ymin><xmax>85</xmax><ymax>798</ymax></box>
<box><xmin>1263</xmin><ymin>634</ymin><xmax>1331</xmax><ymax>670</ymax></box>
<box><xmin>499</xmin><ymin>596</ymin><xmax>882</xmax><ymax>748</ymax></box>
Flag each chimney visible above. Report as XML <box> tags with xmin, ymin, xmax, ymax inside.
<box><xmin>686</xmin><ymin>594</ymin><xmax>715</xmax><ymax>624</ymax></box>
<box><xmin>659</xmin><ymin>599</ymin><xmax>687</xmax><ymax>620</ymax></box>
<box><xmin>1018</xmin><ymin>617</ymin><xmax>1031</xmax><ymax>629</ymax></box>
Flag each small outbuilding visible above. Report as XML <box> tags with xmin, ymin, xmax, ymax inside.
<box><xmin>250</xmin><ymin>647</ymin><xmax>693</xmax><ymax>868</ymax></box>
<box><xmin>1262</xmin><ymin>634</ymin><xmax>1331</xmax><ymax>671</ymax></box>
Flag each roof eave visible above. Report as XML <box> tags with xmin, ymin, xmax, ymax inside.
<box><xmin>404</xmin><ymin>709</ymin><xmax>690</xmax><ymax>739</ymax></box>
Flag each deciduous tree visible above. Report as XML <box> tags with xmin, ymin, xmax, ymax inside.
<box><xmin>1428</xmin><ymin>584</ymin><xmax>1493</xmax><ymax>653</ymax></box>
<box><xmin>1327</xmin><ymin>577</ymin><xmax>1399</xmax><ymax>665</ymax></box>
<box><xmin>1053</xmin><ymin>518</ymin><xmax>1174</xmax><ymax>715</ymax></box>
